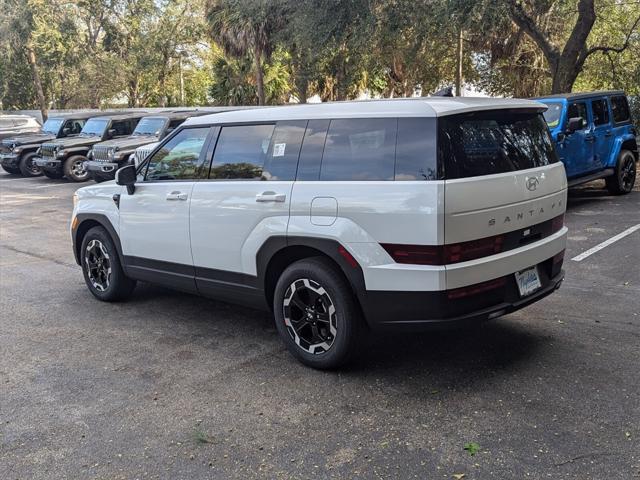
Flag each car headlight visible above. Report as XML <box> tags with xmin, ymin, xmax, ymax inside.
<box><xmin>57</xmin><ymin>149</ymin><xmax>66</xmax><ymax>157</ymax></box>
<box><xmin>13</xmin><ymin>147</ymin><xmax>22</xmax><ymax>154</ymax></box>
<box><xmin>87</xmin><ymin>150</ymin><xmax>93</xmax><ymax>159</ymax></box>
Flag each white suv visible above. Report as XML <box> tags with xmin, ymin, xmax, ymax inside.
<box><xmin>71</xmin><ymin>99</ymin><xmax>568</xmax><ymax>368</ymax></box>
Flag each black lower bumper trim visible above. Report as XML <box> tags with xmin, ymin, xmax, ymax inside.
<box><xmin>360</xmin><ymin>258</ymin><xmax>564</xmax><ymax>331</ymax></box>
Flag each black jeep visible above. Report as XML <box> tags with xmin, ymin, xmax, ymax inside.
<box><xmin>0</xmin><ymin>112</ymin><xmax>102</xmax><ymax>177</ymax></box>
<box><xmin>34</xmin><ymin>112</ymin><xmax>146</xmax><ymax>182</ymax></box>
<box><xmin>85</xmin><ymin>111</ymin><xmax>206</xmax><ymax>183</ymax></box>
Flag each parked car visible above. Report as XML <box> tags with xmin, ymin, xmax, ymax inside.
<box><xmin>85</xmin><ymin>111</ymin><xmax>208</xmax><ymax>183</ymax></box>
<box><xmin>71</xmin><ymin>98</ymin><xmax>567</xmax><ymax>369</ymax></box>
<box><xmin>132</xmin><ymin>141</ymin><xmax>159</xmax><ymax>168</ymax></box>
<box><xmin>34</xmin><ymin>112</ymin><xmax>146</xmax><ymax>182</ymax></box>
<box><xmin>0</xmin><ymin>114</ymin><xmax>41</xmax><ymax>144</ymax></box>
<box><xmin>536</xmin><ymin>90</ymin><xmax>638</xmax><ymax>194</ymax></box>
<box><xmin>0</xmin><ymin>112</ymin><xmax>101</xmax><ymax>177</ymax></box>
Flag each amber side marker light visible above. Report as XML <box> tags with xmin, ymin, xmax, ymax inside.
<box><xmin>71</xmin><ymin>216</ymin><xmax>79</xmax><ymax>231</ymax></box>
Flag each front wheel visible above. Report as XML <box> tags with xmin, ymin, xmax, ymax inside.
<box><xmin>273</xmin><ymin>257</ymin><xmax>363</xmax><ymax>369</ymax></box>
<box><xmin>19</xmin><ymin>152</ymin><xmax>43</xmax><ymax>177</ymax></box>
<box><xmin>81</xmin><ymin>226</ymin><xmax>137</xmax><ymax>302</ymax></box>
<box><xmin>64</xmin><ymin>155</ymin><xmax>90</xmax><ymax>182</ymax></box>
<box><xmin>606</xmin><ymin>150</ymin><xmax>636</xmax><ymax>195</ymax></box>
<box><xmin>2</xmin><ymin>165</ymin><xmax>21</xmax><ymax>175</ymax></box>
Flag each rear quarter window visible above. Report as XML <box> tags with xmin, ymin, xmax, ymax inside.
<box><xmin>610</xmin><ymin>96</ymin><xmax>631</xmax><ymax>124</ymax></box>
<box><xmin>320</xmin><ymin>118</ymin><xmax>397</xmax><ymax>181</ymax></box>
<box><xmin>438</xmin><ymin>111</ymin><xmax>558</xmax><ymax>180</ymax></box>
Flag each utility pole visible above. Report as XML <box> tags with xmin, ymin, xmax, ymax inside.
<box><xmin>455</xmin><ymin>28</ymin><xmax>463</xmax><ymax>97</ymax></box>
<box><xmin>179</xmin><ymin>54</ymin><xmax>185</xmax><ymax>106</ymax></box>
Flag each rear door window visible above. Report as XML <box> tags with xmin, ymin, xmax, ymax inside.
<box><xmin>320</xmin><ymin>118</ymin><xmax>397</xmax><ymax>181</ymax></box>
<box><xmin>591</xmin><ymin>99</ymin><xmax>610</xmax><ymax>126</ymax></box>
<box><xmin>610</xmin><ymin>96</ymin><xmax>631</xmax><ymax>124</ymax></box>
<box><xmin>263</xmin><ymin>121</ymin><xmax>306</xmax><ymax>181</ymax></box>
<box><xmin>438</xmin><ymin>111</ymin><xmax>558</xmax><ymax>179</ymax></box>
<box><xmin>209</xmin><ymin>124</ymin><xmax>275</xmax><ymax>180</ymax></box>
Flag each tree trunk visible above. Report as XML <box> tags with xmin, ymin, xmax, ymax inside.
<box><xmin>26</xmin><ymin>45</ymin><xmax>47</xmax><ymax>122</ymax></box>
<box><xmin>253</xmin><ymin>46</ymin><xmax>265</xmax><ymax>106</ymax></box>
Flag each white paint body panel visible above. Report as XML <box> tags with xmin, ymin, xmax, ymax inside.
<box><xmin>189</xmin><ymin>181</ymin><xmax>293</xmax><ymax>274</ymax></box>
<box><xmin>118</xmin><ymin>182</ymin><xmax>194</xmax><ymax>265</ymax></box>
<box><xmin>444</xmin><ymin>163</ymin><xmax>568</xmax><ymax>243</ymax></box>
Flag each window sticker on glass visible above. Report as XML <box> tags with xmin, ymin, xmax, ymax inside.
<box><xmin>273</xmin><ymin>143</ymin><xmax>286</xmax><ymax>157</ymax></box>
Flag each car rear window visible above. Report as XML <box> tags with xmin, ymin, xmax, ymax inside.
<box><xmin>610</xmin><ymin>95</ymin><xmax>631</xmax><ymax>124</ymax></box>
<box><xmin>438</xmin><ymin>110</ymin><xmax>558</xmax><ymax>180</ymax></box>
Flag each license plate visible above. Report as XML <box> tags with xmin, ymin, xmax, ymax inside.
<box><xmin>515</xmin><ymin>267</ymin><xmax>542</xmax><ymax>297</ymax></box>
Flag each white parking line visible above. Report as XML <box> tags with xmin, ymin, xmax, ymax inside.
<box><xmin>571</xmin><ymin>224</ymin><xmax>640</xmax><ymax>262</ymax></box>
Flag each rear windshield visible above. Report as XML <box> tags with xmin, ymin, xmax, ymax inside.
<box><xmin>438</xmin><ymin>110</ymin><xmax>558</xmax><ymax>180</ymax></box>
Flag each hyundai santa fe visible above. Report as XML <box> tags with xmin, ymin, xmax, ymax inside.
<box><xmin>71</xmin><ymin>98</ymin><xmax>568</xmax><ymax>369</ymax></box>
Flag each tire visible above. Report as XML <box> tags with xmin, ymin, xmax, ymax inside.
<box><xmin>1</xmin><ymin>165</ymin><xmax>21</xmax><ymax>175</ymax></box>
<box><xmin>606</xmin><ymin>149</ymin><xmax>636</xmax><ymax>195</ymax></box>
<box><xmin>80</xmin><ymin>226</ymin><xmax>137</xmax><ymax>302</ymax></box>
<box><xmin>63</xmin><ymin>155</ymin><xmax>90</xmax><ymax>182</ymax></box>
<box><xmin>18</xmin><ymin>152</ymin><xmax>43</xmax><ymax>177</ymax></box>
<box><xmin>273</xmin><ymin>257</ymin><xmax>363</xmax><ymax>369</ymax></box>
<box><xmin>43</xmin><ymin>169</ymin><xmax>64</xmax><ymax>179</ymax></box>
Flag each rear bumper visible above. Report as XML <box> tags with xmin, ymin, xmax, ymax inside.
<box><xmin>360</xmin><ymin>256</ymin><xmax>564</xmax><ymax>331</ymax></box>
<box><xmin>0</xmin><ymin>153</ymin><xmax>19</xmax><ymax>167</ymax></box>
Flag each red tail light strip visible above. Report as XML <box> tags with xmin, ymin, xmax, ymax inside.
<box><xmin>382</xmin><ymin>214</ymin><xmax>565</xmax><ymax>266</ymax></box>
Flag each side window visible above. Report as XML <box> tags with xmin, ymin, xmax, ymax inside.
<box><xmin>320</xmin><ymin>118</ymin><xmax>397</xmax><ymax>181</ymax></box>
<box><xmin>65</xmin><ymin>120</ymin><xmax>84</xmax><ymax>135</ymax></box>
<box><xmin>209</xmin><ymin>124</ymin><xmax>275</xmax><ymax>180</ymax></box>
<box><xmin>395</xmin><ymin>118</ymin><xmax>438</xmax><ymax>180</ymax></box>
<box><xmin>567</xmin><ymin>102</ymin><xmax>588</xmax><ymax>129</ymax></box>
<box><xmin>111</xmin><ymin>120</ymin><xmax>128</xmax><ymax>136</ymax></box>
<box><xmin>592</xmin><ymin>99</ymin><xmax>609</xmax><ymax>126</ymax></box>
<box><xmin>610</xmin><ymin>96</ymin><xmax>631</xmax><ymax>124</ymax></box>
<box><xmin>145</xmin><ymin>127</ymin><xmax>210</xmax><ymax>181</ymax></box>
<box><xmin>13</xmin><ymin>119</ymin><xmax>28</xmax><ymax>127</ymax></box>
<box><xmin>296</xmin><ymin>119</ymin><xmax>329</xmax><ymax>180</ymax></box>
<box><xmin>0</xmin><ymin>119</ymin><xmax>13</xmax><ymax>128</ymax></box>
<box><xmin>262</xmin><ymin>121</ymin><xmax>306</xmax><ymax>181</ymax></box>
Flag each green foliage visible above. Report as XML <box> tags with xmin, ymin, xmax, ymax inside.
<box><xmin>1</xmin><ymin>0</ymin><xmax>638</xmax><ymax>111</ymax></box>
<box><xmin>463</xmin><ymin>442</ymin><xmax>481</xmax><ymax>456</ymax></box>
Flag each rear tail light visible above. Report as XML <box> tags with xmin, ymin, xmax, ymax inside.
<box><xmin>382</xmin><ymin>235</ymin><xmax>505</xmax><ymax>266</ymax></box>
<box><xmin>447</xmin><ymin>276</ymin><xmax>507</xmax><ymax>299</ymax></box>
<box><xmin>379</xmin><ymin>244</ymin><xmax>443</xmax><ymax>265</ymax></box>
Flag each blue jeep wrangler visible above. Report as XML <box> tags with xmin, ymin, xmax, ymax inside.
<box><xmin>536</xmin><ymin>90</ymin><xmax>637</xmax><ymax>194</ymax></box>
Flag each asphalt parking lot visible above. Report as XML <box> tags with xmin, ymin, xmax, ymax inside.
<box><xmin>1</xmin><ymin>172</ymin><xmax>638</xmax><ymax>480</ymax></box>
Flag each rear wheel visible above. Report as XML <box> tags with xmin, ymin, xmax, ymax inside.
<box><xmin>19</xmin><ymin>152</ymin><xmax>42</xmax><ymax>177</ymax></box>
<box><xmin>43</xmin><ymin>169</ymin><xmax>64</xmax><ymax>179</ymax></box>
<box><xmin>64</xmin><ymin>155</ymin><xmax>90</xmax><ymax>182</ymax></box>
<box><xmin>606</xmin><ymin>150</ymin><xmax>636</xmax><ymax>195</ymax></box>
<box><xmin>80</xmin><ymin>226</ymin><xmax>136</xmax><ymax>302</ymax></box>
<box><xmin>273</xmin><ymin>257</ymin><xmax>363</xmax><ymax>369</ymax></box>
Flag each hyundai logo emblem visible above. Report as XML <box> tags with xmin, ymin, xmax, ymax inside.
<box><xmin>526</xmin><ymin>176</ymin><xmax>540</xmax><ymax>191</ymax></box>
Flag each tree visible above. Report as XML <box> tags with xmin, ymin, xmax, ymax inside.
<box><xmin>206</xmin><ymin>0</ymin><xmax>283</xmax><ymax>105</ymax></box>
<box><xmin>505</xmin><ymin>0</ymin><xmax>640</xmax><ymax>93</ymax></box>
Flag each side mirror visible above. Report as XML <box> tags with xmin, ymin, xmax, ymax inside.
<box><xmin>566</xmin><ymin>117</ymin><xmax>584</xmax><ymax>134</ymax></box>
<box><xmin>107</xmin><ymin>128</ymin><xmax>117</xmax><ymax>139</ymax></box>
<box><xmin>115</xmin><ymin>164</ymin><xmax>137</xmax><ymax>195</ymax></box>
